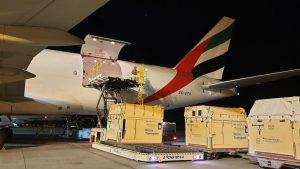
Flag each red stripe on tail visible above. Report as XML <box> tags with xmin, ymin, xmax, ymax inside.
<box><xmin>175</xmin><ymin>37</ymin><xmax>211</xmax><ymax>72</ymax></box>
<box><xmin>144</xmin><ymin>71</ymin><xmax>193</xmax><ymax>103</ymax></box>
<box><xmin>143</xmin><ymin>38</ymin><xmax>211</xmax><ymax>104</ymax></box>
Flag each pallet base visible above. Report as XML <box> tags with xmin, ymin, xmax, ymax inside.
<box><xmin>187</xmin><ymin>144</ymin><xmax>248</xmax><ymax>154</ymax></box>
<box><xmin>246</xmin><ymin>153</ymin><xmax>300</xmax><ymax>169</ymax></box>
<box><xmin>92</xmin><ymin>142</ymin><xmax>204</xmax><ymax>162</ymax></box>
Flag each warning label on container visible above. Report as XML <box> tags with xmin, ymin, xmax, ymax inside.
<box><xmin>146</xmin><ymin>120</ymin><xmax>157</xmax><ymax>128</ymax></box>
<box><xmin>262</xmin><ymin>137</ymin><xmax>280</xmax><ymax>143</ymax></box>
<box><xmin>268</xmin><ymin>125</ymin><xmax>274</xmax><ymax>130</ymax></box>
<box><xmin>145</xmin><ymin>129</ymin><xmax>158</xmax><ymax>135</ymax></box>
<box><xmin>233</xmin><ymin>133</ymin><xmax>246</xmax><ymax>139</ymax></box>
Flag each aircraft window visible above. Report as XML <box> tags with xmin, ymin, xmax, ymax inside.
<box><xmin>198</xmin><ymin>110</ymin><xmax>202</xmax><ymax>116</ymax></box>
<box><xmin>192</xmin><ymin>111</ymin><xmax>196</xmax><ymax>116</ymax></box>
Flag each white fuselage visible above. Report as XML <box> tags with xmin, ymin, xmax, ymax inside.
<box><xmin>0</xmin><ymin>49</ymin><xmax>235</xmax><ymax>115</ymax></box>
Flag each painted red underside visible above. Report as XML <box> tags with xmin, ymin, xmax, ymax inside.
<box><xmin>143</xmin><ymin>38</ymin><xmax>211</xmax><ymax>103</ymax></box>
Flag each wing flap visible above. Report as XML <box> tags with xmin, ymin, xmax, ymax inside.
<box><xmin>0</xmin><ymin>67</ymin><xmax>35</xmax><ymax>84</ymax></box>
<box><xmin>23</xmin><ymin>0</ymin><xmax>109</xmax><ymax>30</ymax></box>
<box><xmin>202</xmin><ymin>69</ymin><xmax>300</xmax><ymax>90</ymax></box>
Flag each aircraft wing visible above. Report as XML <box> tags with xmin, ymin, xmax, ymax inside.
<box><xmin>0</xmin><ymin>0</ymin><xmax>108</xmax><ymax>70</ymax></box>
<box><xmin>0</xmin><ymin>0</ymin><xmax>108</xmax><ymax>30</ymax></box>
<box><xmin>202</xmin><ymin>69</ymin><xmax>300</xmax><ymax>90</ymax></box>
<box><xmin>0</xmin><ymin>0</ymin><xmax>109</xmax><ymax>102</ymax></box>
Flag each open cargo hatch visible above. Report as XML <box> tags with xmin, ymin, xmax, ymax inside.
<box><xmin>80</xmin><ymin>35</ymin><xmax>137</xmax><ymax>89</ymax></box>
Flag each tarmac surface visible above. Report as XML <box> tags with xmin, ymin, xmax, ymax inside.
<box><xmin>0</xmin><ymin>136</ymin><xmax>261</xmax><ymax>169</ymax></box>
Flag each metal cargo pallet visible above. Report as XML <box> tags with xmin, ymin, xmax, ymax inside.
<box><xmin>92</xmin><ymin>142</ymin><xmax>204</xmax><ymax>162</ymax></box>
<box><xmin>187</xmin><ymin>144</ymin><xmax>248</xmax><ymax>154</ymax></box>
<box><xmin>245</xmin><ymin>153</ymin><xmax>300</xmax><ymax>169</ymax></box>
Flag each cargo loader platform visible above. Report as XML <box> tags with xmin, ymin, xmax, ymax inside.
<box><xmin>92</xmin><ymin>142</ymin><xmax>204</xmax><ymax>162</ymax></box>
<box><xmin>89</xmin><ymin>103</ymin><xmax>205</xmax><ymax>162</ymax></box>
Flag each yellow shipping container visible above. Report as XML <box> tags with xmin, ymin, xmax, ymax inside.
<box><xmin>248</xmin><ymin>97</ymin><xmax>300</xmax><ymax>160</ymax></box>
<box><xmin>185</xmin><ymin>105</ymin><xmax>248</xmax><ymax>151</ymax></box>
<box><xmin>106</xmin><ymin>103</ymin><xmax>164</xmax><ymax>144</ymax></box>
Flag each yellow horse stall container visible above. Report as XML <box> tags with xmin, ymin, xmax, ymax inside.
<box><xmin>248</xmin><ymin>97</ymin><xmax>300</xmax><ymax>161</ymax></box>
<box><xmin>106</xmin><ymin>103</ymin><xmax>164</xmax><ymax>144</ymax></box>
<box><xmin>185</xmin><ymin>106</ymin><xmax>248</xmax><ymax>152</ymax></box>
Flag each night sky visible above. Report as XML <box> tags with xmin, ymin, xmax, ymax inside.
<box><xmin>52</xmin><ymin>0</ymin><xmax>300</xmax><ymax>129</ymax></box>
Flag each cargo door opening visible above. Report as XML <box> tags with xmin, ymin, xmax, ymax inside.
<box><xmin>80</xmin><ymin>35</ymin><xmax>138</xmax><ymax>127</ymax></box>
<box><xmin>80</xmin><ymin>35</ymin><xmax>136</xmax><ymax>89</ymax></box>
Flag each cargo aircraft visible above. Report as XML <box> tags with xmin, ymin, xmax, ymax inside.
<box><xmin>0</xmin><ymin>3</ymin><xmax>299</xmax><ymax>148</ymax></box>
<box><xmin>3</xmin><ymin>16</ymin><xmax>297</xmax><ymax>115</ymax></box>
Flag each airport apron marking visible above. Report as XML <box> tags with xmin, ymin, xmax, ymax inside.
<box><xmin>143</xmin><ymin>23</ymin><xmax>233</xmax><ymax>103</ymax></box>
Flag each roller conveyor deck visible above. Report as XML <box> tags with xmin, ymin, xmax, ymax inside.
<box><xmin>92</xmin><ymin>141</ymin><xmax>204</xmax><ymax>162</ymax></box>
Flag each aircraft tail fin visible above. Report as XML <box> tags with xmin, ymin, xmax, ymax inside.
<box><xmin>204</xmin><ymin>67</ymin><xmax>225</xmax><ymax>80</ymax></box>
<box><xmin>174</xmin><ymin>16</ymin><xmax>235</xmax><ymax>79</ymax></box>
